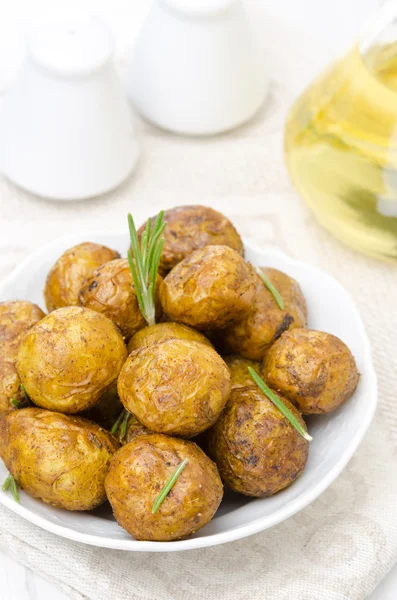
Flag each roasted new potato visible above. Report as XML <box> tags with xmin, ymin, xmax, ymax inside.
<box><xmin>79</xmin><ymin>258</ymin><xmax>162</xmax><ymax>341</ymax></box>
<box><xmin>44</xmin><ymin>242</ymin><xmax>119</xmax><ymax>312</ymax></box>
<box><xmin>160</xmin><ymin>245</ymin><xmax>255</xmax><ymax>330</ymax></box>
<box><xmin>80</xmin><ymin>383</ymin><xmax>123</xmax><ymax>430</ymax></box>
<box><xmin>222</xmin><ymin>268</ymin><xmax>307</xmax><ymax>360</ymax></box>
<box><xmin>207</xmin><ymin>386</ymin><xmax>309</xmax><ymax>497</ymax></box>
<box><xmin>17</xmin><ymin>306</ymin><xmax>127</xmax><ymax>414</ymax></box>
<box><xmin>122</xmin><ymin>414</ymin><xmax>153</xmax><ymax>444</ymax></box>
<box><xmin>138</xmin><ymin>205</ymin><xmax>244</xmax><ymax>276</ymax></box>
<box><xmin>0</xmin><ymin>408</ymin><xmax>119</xmax><ymax>510</ymax></box>
<box><xmin>223</xmin><ymin>355</ymin><xmax>262</xmax><ymax>390</ymax></box>
<box><xmin>127</xmin><ymin>321</ymin><xmax>213</xmax><ymax>353</ymax></box>
<box><xmin>0</xmin><ymin>301</ymin><xmax>45</xmax><ymax>416</ymax></box>
<box><xmin>118</xmin><ymin>339</ymin><xmax>231</xmax><ymax>437</ymax></box>
<box><xmin>105</xmin><ymin>434</ymin><xmax>223</xmax><ymax>541</ymax></box>
<box><xmin>263</xmin><ymin>328</ymin><xmax>359</xmax><ymax>414</ymax></box>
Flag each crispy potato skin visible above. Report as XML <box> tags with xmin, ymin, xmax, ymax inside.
<box><xmin>222</xmin><ymin>268</ymin><xmax>307</xmax><ymax>360</ymax></box>
<box><xmin>118</xmin><ymin>339</ymin><xmax>231</xmax><ymax>437</ymax></box>
<box><xmin>17</xmin><ymin>306</ymin><xmax>127</xmax><ymax>414</ymax></box>
<box><xmin>44</xmin><ymin>242</ymin><xmax>119</xmax><ymax>312</ymax></box>
<box><xmin>0</xmin><ymin>301</ymin><xmax>45</xmax><ymax>417</ymax></box>
<box><xmin>223</xmin><ymin>355</ymin><xmax>262</xmax><ymax>390</ymax></box>
<box><xmin>79</xmin><ymin>258</ymin><xmax>162</xmax><ymax>341</ymax></box>
<box><xmin>0</xmin><ymin>408</ymin><xmax>119</xmax><ymax>510</ymax></box>
<box><xmin>206</xmin><ymin>386</ymin><xmax>309</xmax><ymax>497</ymax></box>
<box><xmin>80</xmin><ymin>383</ymin><xmax>123</xmax><ymax>430</ymax></box>
<box><xmin>138</xmin><ymin>205</ymin><xmax>244</xmax><ymax>276</ymax></box>
<box><xmin>105</xmin><ymin>434</ymin><xmax>223</xmax><ymax>541</ymax></box>
<box><xmin>127</xmin><ymin>322</ymin><xmax>213</xmax><ymax>353</ymax></box>
<box><xmin>160</xmin><ymin>245</ymin><xmax>255</xmax><ymax>330</ymax></box>
<box><xmin>263</xmin><ymin>328</ymin><xmax>359</xmax><ymax>414</ymax></box>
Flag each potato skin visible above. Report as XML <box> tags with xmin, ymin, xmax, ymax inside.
<box><xmin>0</xmin><ymin>408</ymin><xmax>119</xmax><ymax>510</ymax></box>
<box><xmin>123</xmin><ymin>414</ymin><xmax>153</xmax><ymax>444</ymax></box>
<box><xmin>118</xmin><ymin>339</ymin><xmax>231</xmax><ymax>437</ymax></box>
<box><xmin>207</xmin><ymin>386</ymin><xmax>309</xmax><ymax>497</ymax></box>
<box><xmin>79</xmin><ymin>258</ymin><xmax>162</xmax><ymax>341</ymax></box>
<box><xmin>263</xmin><ymin>328</ymin><xmax>359</xmax><ymax>414</ymax></box>
<box><xmin>160</xmin><ymin>245</ymin><xmax>255</xmax><ymax>330</ymax></box>
<box><xmin>17</xmin><ymin>306</ymin><xmax>127</xmax><ymax>414</ymax></box>
<box><xmin>105</xmin><ymin>434</ymin><xmax>223</xmax><ymax>541</ymax></box>
<box><xmin>222</xmin><ymin>268</ymin><xmax>307</xmax><ymax>360</ymax></box>
<box><xmin>127</xmin><ymin>322</ymin><xmax>213</xmax><ymax>353</ymax></box>
<box><xmin>0</xmin><ymin>301</ymin><xmax>45</xmax><ymax>417</ymax></box>
<box><xmin>223</xmin><ymin>355</ymin><xmax>262</xmax><ymax>390</ymax></box>
<box><xmin>44</xmin><ymin>242</ymin><xmax>120</xmax><ymax>312</ymax></box>
<box><xmin>138</xmin><ymin>205</ymin><xmax>244</xmax><ymax>276</ymax></box>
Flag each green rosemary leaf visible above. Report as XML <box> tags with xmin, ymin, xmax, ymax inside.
<box><xmin>2</xmin><ymin>474</ymin><xmax>12</xmax><ymax>492</ymax></box>
<box><xmin>255</xmin><ymin>267</ymin><xmax>285</xmax><ymax>310</ymax></box>
<box><xmin>111</xmin><ymin>410</ymin><xmax>125</xmax><ymax>435</ymax></box>
<box><xmin>248</xmin><ymin>368</ymin><xmax>312</xmax><ymax>441</ymax></box>
<box><xmin>119</xmin><ymin>412</ymin><xmax>131</xmax><ymax>441</ymax></box>
<box><xmin>2</xmin><ymin>474</ymin><xmax>20</xmax><ymax>502</ymax></box>
<box><xmin>152</xmin><ymin>459</ymin><xmax>188</xmax><ymax>514</ymax></box>
<box><xmin>10</xmin><ymin>398</ymin><xmax>20</xmax><ymax>408</ymax></box>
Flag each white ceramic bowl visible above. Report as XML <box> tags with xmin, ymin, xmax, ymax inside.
<box><xmin>0</xmin><ymin>232</ymin><xmax>377</xmax><ymax>552</ymax></box>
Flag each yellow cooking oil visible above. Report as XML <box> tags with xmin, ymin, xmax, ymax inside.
<box><xmin>285</xmin><ymin>43</ymin><xmax>397</xmax><ymax>261</ymax></box>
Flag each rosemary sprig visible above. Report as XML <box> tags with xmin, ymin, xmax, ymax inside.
<box><xmin>10</xmin><ymin>384</ymin><xmax>30</xmax><ymax>409</ymax></box>
<box><xmin>248</xmin><ymin>367</ymin><xmax>312</xmax><ymax>442</ymax></box>
<box><xmin>10</xmin><ymin>398</ymin><xmax>20</xmax><ymax>408</ymax></box>
<box><xmin>111</xmin><ymin>409</ymin><xmax>131</xmax><ymax>442</ymax></box>
<box><xmin>255</xmin><ymin>267</ymin><xmax>284</xmax><ymax>310</ymax></box>
<box><xmin>152</xmin><ymin>459</ymin><xmax>188</xmax><ymax>514</ymax></box>
<box><xmin>127</xmin><ymin>212</ymin><xmax>166</xmax><ymax>326</ymax></box>
<box><xmin>2</xmin><ymin>473</ymin><xmax>20</xmax><ymax>503</ymax></box>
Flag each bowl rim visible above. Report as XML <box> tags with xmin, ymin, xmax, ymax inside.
<box><xmin>0</xmin><ymin>231</ymin><xmax>378</xmax><ymax>552</ymax></box>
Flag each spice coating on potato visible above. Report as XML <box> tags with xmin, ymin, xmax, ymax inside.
<box><xmin>223</xmin><ymin>355</ymin><xmax>262</xmax><ymax>390</ymax></box>
<box><xmin>118</xmin><ymin>339</ymin><xmax>231</xmax><ymax>438</ymax></box>
<box><xmin>138</xmin><ymin>205</ymin><xmax>244</xmax><ymax>276</ymax></box>
<box><xmin>44</xmin><ymin>242</ymin><xmax>120</xmax><ymax>312</ymax></box>
<box><xmin>17</xmin><ymin>306</ymin><xmax>127</xmax><ymax>414</ymax></box>
<box><xmin>263</xmin><ymin>328</ymin><xmax>359</xmax><ymax>414</ymax></box>
<box><xmin>0</xmin><ymin>301</ymin><xmax>45</xmax><ymax>416</ymax></box>
<box><xmin>207</xmin><ymin>386</ymin><xmax>309</xmax><ymax>497</ymax></box>
<box><xmin>79</xmin><ymin>258</ymin><xmax>162</xmax><ymax>341</ymax></box>
<box><xmin>0</xmin><ymin>408</ymin><xmax>119</xmax><ymax>510</ymax></box>
<box><xmin>222</xmin><ymin>268</ymin><xmax>307</xmax><ymax>360</ymax></box>
<box><xmin>127</xmin><ymin>322</ymin><xmax>213</xmax><ymax>353</ymax></box>
<box><xmin>105</xmin><ymin>434</ymin><xmax>223</xmax><ymax>541</ymax></box>
<box><xmin>160</xmin><ymin>245</ymin><xmax>255</xmax><ymax>330</ymax></box>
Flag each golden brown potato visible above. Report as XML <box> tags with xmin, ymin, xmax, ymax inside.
<box><xmin>222</xmin><ymin>268</ymin><xmax>307</xmax><ymax>360</ymax></box>
<box><xmin>123</xmin><ymin>414</ymin><xmax>153</xmax><ymax>444</ymax></box>
<box><xmin>0</xmin><ymin>301</ymin><xmax>45</xmax><ymax>417</ymax></box>
<box><xmin>80</xmin><ymin>383</ymin><xmax>123</xmax><ymax>430</ymax></box>
<box><xmin>0</xmin><ymin>408</ymin><xmax>119</xmax><ymax>510</ymax></box>
<box><xmin>17</xmin><ymin>306</ymin><xmax>127</xmax><ymax>414</ymax></box>
<box><xmin>79</xmin><ymin>258</ymin><xmax>162</xmax><ymax>341</ymax></box>
<box><xmin>223</xmin><ymin>355</ymin><xmax>262</xmax><ymax>390</ymax></box>
<box><xmin>105</xmin><ymin>434</ymin><xmax>223</xmax><ymax>541</ymax></box>
<box><xmin>263</xmin><ymin>328</ymin><xmax>359</xmax><ymax>414</ymax></box>
<box><xmin>138</xmin><ymin>205</ymin><xmax>244</xmax><ymax>276</ymax></box>
<box><xmin>127</xmin><ymin>322</ymin><xmax>213</xmax><ymax>353</ymax></box>
<box><xmin>207</xmin><ymin>386</ymin><xmax>309</xmax><ymax>497</ymax></box>
<box><xmin>118</xmin><ymin>339</ymin><xmax>231</xmax><ymax>437</ymax></box>
<box><xmin>44</xmin><ymin>242</ymin><xmax>119</xmax><ymax>312</ymax></box>
<box><xmin>160</xmin><ymin>245</ymin><xmax>255</xmax><ymax>330</ymax></box>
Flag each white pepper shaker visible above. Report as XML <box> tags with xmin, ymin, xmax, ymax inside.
<box><xmin>0</xmin><ymin>18</ymin><xmax>139</xmax><ymax>201</ymax></box>
<box><xmin>127</xmin><ymin>0</ymin><xmax>268</xmax><ymax>136</ymax></box>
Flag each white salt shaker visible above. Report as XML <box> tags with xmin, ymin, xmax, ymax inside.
<box><xmin>0</xmin><ymin>19</ymin><xmax>139</xmax><ymax>201</ymax></box>
<box><xmin>127</xmin><ymin>0</ymin><xmax>268</xmax><ymax>136</ymax></box>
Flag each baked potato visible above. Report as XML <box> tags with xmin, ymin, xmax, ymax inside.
<box><xmin>222</xmin><ymin>268</ymin><xmax>307</xmax><ymax>360</ymax></box>
<box><xmin>79</xmin><ymin>258</ymin><xmax>162</xmax><ymax>341</ymax></box>
<box><xmin>105</xmin><ymin>434</ymin><xmax>223</xmax><ymax>541</ymax></box>
<box><xmin>223</xmin><ymin>355</ymin><xmax>262</xmax><ymax>390</ymax></box>
<box><xmin>0</xmin><ymin>301</ymin><xmax>45</xmax><ymax>416</ymax></box>
<box><xmin>80</xmin><ymin>383</ymin><xmax>123</xmax><ymax>430</ymax></box>
<box><xmin>207</xmin><ymin>385</ymin><xmax>309</xmax><ymax>497</ymax></box>
<box><xmin>0</xmin><ymin>408</ymin><xmax>119</xmax><ymax>510</ymax></box>
<box><xmin>160</xmin><ymin>245</ymin><xmax>255</xmax><ymax>330</ymax></box>
<box><xmin>263</xmin><ymin>328</ymin><xmax>359</xmax><ymax>414</ymax></box>
<box><xmin>127</xmin><ymin>321</ymin><xmax>213</xmax><ymax>353</ymax></box>
<box><xmin>138</xmin><ymin>205</ymin><xmax>244</xmax><ymax>276</ymax></box>
<box><xmin>17</xmin><ymin>306</ymin><xmax>127</xmax><ymax>414</ymax></box>
<box><xmin>122</xmin><ymin>414</ymin><xmax>153</xmax><ymax>444</ymax></box>
<box><xmin>118</xmin><ymin>339</ymin><xmax>231</xmax><ymax>437</ymax></box>
<box><xmin>44</xmin><ymin>242</ymin><xmax>119</xmax><ymax>312</ymax></box>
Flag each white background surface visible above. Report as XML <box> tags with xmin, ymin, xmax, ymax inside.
<box><xmin>0</xmin><ymin>0</ymin><xmax>395</xmax><ymax>598</ymax></box>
